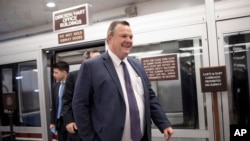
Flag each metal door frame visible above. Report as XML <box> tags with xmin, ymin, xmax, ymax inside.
<box><xmin>0</xmin><ymin>50</ymin><xmax>51</xmax><ymax>141</ymax></box>
<box><xmin>216</xmin><ymin>16</ymin><xmax>250</xmax><ymax>141</ymax></box>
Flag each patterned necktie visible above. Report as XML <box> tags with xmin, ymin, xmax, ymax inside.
<box><xmin>121</xmin><ymin>61</ymin><xmax>142</xmax><ymax>141</ymax></box>
<box><xmin>57</xmin><ymin>82</ymin><xmax>65</xmax><ymax>119</ymax></box>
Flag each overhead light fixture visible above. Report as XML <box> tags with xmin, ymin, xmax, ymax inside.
<box><xmin>46</xmin><ymin>2</ymin><xmax>56</xmax><ymax>8</ymax></box>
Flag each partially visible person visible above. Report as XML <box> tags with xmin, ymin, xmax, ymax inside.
<box><xmin>50</xmin><ymin>61</ymin><xmax>69</xmax><ymax>141</ymax></box>
<box><xmin>73</xmin><ymin>20</ymin><xmax>173</xmax><ymax>141</ymax></box>
<box><xmin>62</xmin><ymin>49</ymin><xmax>100</xmax><ymax>141</ymax></box>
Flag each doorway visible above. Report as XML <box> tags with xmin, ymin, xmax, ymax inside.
<box><xmin>217</xmin><ymin>17</ymin><xmax>250</xmax><ymax>141</ymax></box>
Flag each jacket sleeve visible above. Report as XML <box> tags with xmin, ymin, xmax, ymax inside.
<box><xmin>50</xmin><ymin>83</ymin><xmax>57</xmax><ymax>124</ymax></box>
<box><xmin>134</xmin><ymin>58</ymin><xmax>171</xmax><ymax>132</ymax></box>
<box><xmin>62</xmin><ymin>71</ymin><xmax>77</xmax><ymax>125</ymax></box>
<box><xmin>73</xmin><ymin>62</ymin><xmax>99</xmax><ymax>141</ymax></box>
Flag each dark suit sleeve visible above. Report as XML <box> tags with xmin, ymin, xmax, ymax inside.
<box><xmin>62</xmin><ymin>71</ymin><xmax>77</xmax><ymax>125</ymax></box>
<box><xmin>133</xmin><ymin>59</ymin><xmax>171</xmax><ymax>132</ymax></box>
<box><xmin>73</xmin><ymin>62</ymin><xmax>99</xmax><ymax>141</ymax></box>
<box><xmin>50</xmin><ymin>83</ymin><xmax>58</xmax><ymax>125</ymax></box>
<box><xmin>148</xmin><ymin>84</ymin><xmax>171</xmax><ymax>132</ymax></box>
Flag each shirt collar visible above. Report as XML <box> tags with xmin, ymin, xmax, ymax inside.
<box><xmin>108</xmin><ymin>49</ymin><xmax>128</xmax><ymax>67</ymax></box>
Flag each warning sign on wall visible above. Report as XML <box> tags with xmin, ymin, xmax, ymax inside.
<box><xmin>141</xmin><ymin>54</ymin><xmax>178</xmax><ymax>81</ymax></box>
<box><xmin>58</xmin><ymin>30</ymin><xmax>84</xmax><ymax>44</ymax></box>
<box><xmin>200</xmin><ymin>66</ymin><xmax>227</xmax><ymax>92</ymax></box>
<box><xmin>53</xmin><ymin>4</ymin><xmax>90</xmax><ymax>31</ymax></box>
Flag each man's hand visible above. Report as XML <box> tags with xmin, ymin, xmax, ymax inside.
<box><xmin>66</xmin><ymin>122</ymin><xmax>78</xmax><ymax>133</ymax></box>
<box><xmin>163</xmin><ymin>127</ymin><xmax>174</xmax><ymax>141</ymax></box>
<box><xmin>50</xmin><ymin>124</ymin><xmax>55</xmax><ymax>129</ymax></box>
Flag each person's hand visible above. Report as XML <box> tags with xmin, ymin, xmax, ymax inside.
<box><xmin>66</xmin><ymin>122</ymin><xmax>78</xmax><ymax>133</ymax></box>
<box><xmin>163</xmin><ymin>127</ymin><xmax>174</xmax><ymax>141</ymax></box>
<box><xmin>50</xmin><ymin>124</ymin><xmax>55</xmax><ymax>129</ymax></box>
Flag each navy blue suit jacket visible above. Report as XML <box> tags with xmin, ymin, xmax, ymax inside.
<box><xmin>73</xmin><ymin>52</ymin><xmax>171</xmax><ymax>141</ymax></box>
<box><xmin>62</xmin><ymin>70</ymin><xmax>79</xmax><ymax>125</ymax></box>
<box><xmin>51</xmin><ymin>82</ymin><xmax>60</xmax><ymax>126</ymax></box>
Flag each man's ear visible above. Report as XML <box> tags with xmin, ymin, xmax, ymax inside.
<box><xmin>107</xmin><ymin>34</ymin><xmax>112</xmax><ymax>43</ymax></box>
<box><xmin>63</xmin><ymin>71</ymin><xmax>68</xmax><ymax>76</ymax></box>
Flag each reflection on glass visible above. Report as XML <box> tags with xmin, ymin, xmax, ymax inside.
<box><xmin>0</xmin><ymin>61</ymin><xmax>41</xmax><ymax>127</ymax></box>
<box><xmin>224</xmin><ymin>31</ymin><xmax>250</xmax><ymax>126</ymax></box>
<box><xmin>131</xmin><ymin>38</ymin><xmax>203</xmax><ymax>129</ymax></box>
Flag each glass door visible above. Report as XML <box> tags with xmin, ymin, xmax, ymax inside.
<box><xmin>132</xmin><ymin>23</ymin><xmax>212</xmax><ymax>141</ymax></box>
<box><xmin>217</xmin><ymin>17</ymin><xmax>250</xmax><ymax>141</ymax></box>
<box><xmin>0</xmin><ymin>50</ymin><xmax>51</xmax><ymax>141</ymax></box>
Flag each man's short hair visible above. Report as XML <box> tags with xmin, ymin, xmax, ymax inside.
<box><xmin>83</xmin><ymin>48</ymin><xmax>100</xmax><ymax>60</ymax></box>
<box><xmin>53</xmin><ymin>61</ymin><xmax>69</xmax><ymax>73</ymax></box>
<box><xmin>107</xmin><ymin>20</ymin><xmax>130</xmax><ymax>36</ymax></box>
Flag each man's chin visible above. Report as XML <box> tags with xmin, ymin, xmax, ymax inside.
<box><xmin>123</xmin><ymin>48</ymin><xmax>131</xmax><ymax>53</ymax></box>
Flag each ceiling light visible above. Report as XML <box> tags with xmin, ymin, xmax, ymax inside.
<box><xmin>46</xmin><ymin>2</ymin><xmax>56</xmax><ymax>8</ymax></box>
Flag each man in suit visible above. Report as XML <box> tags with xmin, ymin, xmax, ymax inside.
<box><xmin>62</xmin><ymin>49</ymin><xmax>100</xmax><ymax>141</ymax></box>
<box><xmin>73</xmin><ymin>20</ymin><xmax>174</xmax><ymax>141</ymax></box>
<box><xmin>50</xmin><ymin>61</ymin><xmax>69</xmax><ymax>141</ymax></box>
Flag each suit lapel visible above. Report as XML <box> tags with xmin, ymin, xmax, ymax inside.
<box><xmin>102</xmin><ymin>52</ymin><xmax>124</xmax><ymax>99</ymax></box>
<box><xmin>127</xmin><ymin>57</ymin><xmax>144</xmax><ymax>80</ymax></box>
<box><xmin>128</xmin><ymin>58</ymin><xmax>148</xmax><ymax>97</ymax></box>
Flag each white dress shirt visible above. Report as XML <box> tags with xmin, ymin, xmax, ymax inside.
<box><xmin>108</xmin><ymin>50</ymin><xmax>145</xmax><ymax>141</ymax></box>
